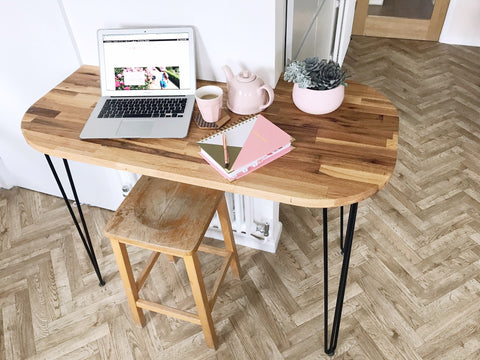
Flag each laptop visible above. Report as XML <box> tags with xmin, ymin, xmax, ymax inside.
<box><xmin>80</xmin><ymin>27</ymin><xmax>196</xmax><ymax>139</ymax></box>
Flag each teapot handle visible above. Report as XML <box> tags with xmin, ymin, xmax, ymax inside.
<box><xmin>257</xmin><ymin>84</ymin><xmax>274</xmax><ymax>112</ymax></box>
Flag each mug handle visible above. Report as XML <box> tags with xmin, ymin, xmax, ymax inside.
<box><xmin>258</xmin><ymin>85</ymin><xmax>274</xmax><ymax>111</ymax></box>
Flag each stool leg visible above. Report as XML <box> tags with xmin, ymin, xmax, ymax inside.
<box><xmin>184</xmin><ymin>253</ymin><xmax>217</xmax><ymax>349</ymax></box>
<box><xmin>217</xmin><ymin>195</ymin><xmax>241</xmax><ymax>279</ymax></box>
<box><xmin>109</xmin><ymin>238</ymin><xmax>146</xmax><ymax>327</ymax></box>
<box><xmin>166</xmin><ymin>254</ymin><xmax>176</xmax><ymax>263</ymax></box>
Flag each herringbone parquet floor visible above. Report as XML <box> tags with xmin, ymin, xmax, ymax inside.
<box><xmin>1</xmin><ymin>36</ymin><xmax>480</xmax><ymax>359</ymax></box>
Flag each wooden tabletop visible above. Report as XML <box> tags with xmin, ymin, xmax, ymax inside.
<box><xmin>21</xmin><ymin>65</ymin><xmax>398</xmax><ymax>208</ymax></box>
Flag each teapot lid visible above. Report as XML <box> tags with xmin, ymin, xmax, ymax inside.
<box><xmin>236</xmin><ymin>70</ymin><xmax>256</xmax><ymax>83</ymax></box>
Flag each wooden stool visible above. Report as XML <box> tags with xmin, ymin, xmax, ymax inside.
<box><xmin>103</xmin><ymin>176</ymin><xmax>241</xmax><ymax>349</ymax></box>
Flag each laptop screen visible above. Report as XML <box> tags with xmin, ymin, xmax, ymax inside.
<box><xmin>99</xmin><ymin>29</ymin><xmax>194</xmax><ymax>96</ymax></box>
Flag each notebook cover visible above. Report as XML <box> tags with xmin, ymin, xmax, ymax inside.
<box><xmin>230</xmin><ymin>115</ymin><xmax>292</xmax><ymax>171</ymax></box>
<box><xmin>229</xmin><ymin>145</ymin><xmax>293</xmax><ymax>180</ymax></box>
<box><xmin>198</xmin><ymin>114</ymin><xmax>293</xmax><ymax>174</ymax></box>
<box><xmin>198</xmin><ymin>116</ymin><xmax>257</xmax><ymax>172</ymax></box>
<box><xmin>200</xmin><ymin>145</ymin><xmax>293</xmax><ymax>181</ymax></box>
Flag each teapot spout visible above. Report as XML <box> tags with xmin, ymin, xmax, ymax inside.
<box><xmin>222</xmin><ymin>65</ymin><xmax>234</xmax><ymax>84</ymax></box>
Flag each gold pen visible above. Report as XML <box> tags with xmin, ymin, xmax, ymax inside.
<box><xmin>222</xmin><ymin>133</ymin><xmax>229</xmax><ymax>168</ymax></box>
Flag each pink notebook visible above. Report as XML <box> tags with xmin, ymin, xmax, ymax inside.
<box><xmin>198</xmin><ymin>115</ymin><xmax>294</xmax><ymax>181</ymax></box>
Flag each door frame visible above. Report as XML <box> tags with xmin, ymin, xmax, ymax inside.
<box><xmin>352</xmin><ymin>0</ymin><xmax>450</xmax><ymax>41</ymax></box>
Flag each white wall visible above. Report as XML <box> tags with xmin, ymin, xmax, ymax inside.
<box><xmin>61</xmin><ymin>0</ymin><xmax>285</xmax><ymax>88</ymax></box>
<box><xmin>0</xmin><ymin>0</ymin><xmax>287</xmax><ymax>209</ymax></box>
<box><xmin>439</xmin><ymin>0</ymin><xmax>480</xmax><ymax>47</ymax></box>
<box><xmin>0</xmin><ymin>1</ymin><xmax>136</xmax><ymax>209</ymax></box>
<box><xmin>0</xmin><ymin>0</ymin><xmax>79</xmax><ymax>192</ymax></box>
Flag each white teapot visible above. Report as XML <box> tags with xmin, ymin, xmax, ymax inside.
<box><xmin>223</xmin><ymin>65</ymin><xmax>274</xmax><ymax>115</ymax></box>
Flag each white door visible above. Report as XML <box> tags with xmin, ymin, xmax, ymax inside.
<box><xmin>333</xmin><ymin>0</ymin><xmax>356</xmax><ymax>65</ymax></box>
<box><xmin>285</xmin><ymin>0</ymin><xmax>356</xmax><ymax>66</ymax></box>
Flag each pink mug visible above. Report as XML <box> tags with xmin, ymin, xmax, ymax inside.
<box><xmin>195</xmin><ymin>86</ymin><xmax>223</xmax><ymax>123</ymax></box>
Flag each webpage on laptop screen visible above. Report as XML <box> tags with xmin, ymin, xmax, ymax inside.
<box><xmin>103</xmin><ymin>32</ymin><xmax>191</xmax><ymax>92</ymax></box>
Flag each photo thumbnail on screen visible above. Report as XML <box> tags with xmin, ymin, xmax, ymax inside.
<box><xmin>114</xmin><ymin>66</ymin><xmax>180</xmax><ymax>90</ymax></box>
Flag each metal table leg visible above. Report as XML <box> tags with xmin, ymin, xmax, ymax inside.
<box><xmin>45</xmin><ymin>155</ymin><xmax>105</xmax><ymax>286</ymax></box>
<box><xmin>323</xmin><ymin>202</ymin><xmax>358</xmax><ymax>356</ymax></box>
<box><xmin>339</xmin><ymin>206</ymin><xmax>344</xmax><ymax>254</ymax></box>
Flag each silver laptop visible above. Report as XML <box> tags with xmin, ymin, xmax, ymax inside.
<box><xmin>80</xmin><ymin>27</ymin><xmax>196</xmax><ymax>139</ymax></box>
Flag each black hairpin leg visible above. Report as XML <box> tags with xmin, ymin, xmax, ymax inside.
<box><xmin>339</xmin><ymin>206</ymin><xmax>344</xmax><ymax>254</ymax></box>
<box><xmin>323</xmin><ymin>202</ymin><xmax>358</xmax><ymax>356</ymax></box>
<box><xmin>45</xmin><ymin>155</ymin><xmax>105</xmax><ymax>286</ymax></box>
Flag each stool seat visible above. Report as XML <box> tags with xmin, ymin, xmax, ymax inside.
<box><xmin>104</xmin><ymin>176</ymin><xmax>223</xmax><ymax>256</ymax></box>
<box><xmin>104</xmin><ymin>176</ymin><xmax>241</xmax><ymax>349</ymax></box>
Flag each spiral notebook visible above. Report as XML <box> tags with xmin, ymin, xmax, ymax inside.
<box><xmin>198</xmin><ymin>114</ymin><xmax>294</xmax><ymax>181</ymax></box>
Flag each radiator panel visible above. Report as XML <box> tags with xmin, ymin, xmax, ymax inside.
<box><xmin>207</xmin><ymin>193</ymin><xmax>282</xmax><ymax>253</ymax></box>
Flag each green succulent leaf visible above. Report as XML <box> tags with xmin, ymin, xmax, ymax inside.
<box><xmin>284</xmin><ymin>57</ymin><xmax>349</xmax><ymax>90</ymax></box>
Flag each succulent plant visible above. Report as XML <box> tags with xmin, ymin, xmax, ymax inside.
<box><xmin>284</xmin><ymin>57</ymin><xmax>348</xmax><ymax>90</ymax></box>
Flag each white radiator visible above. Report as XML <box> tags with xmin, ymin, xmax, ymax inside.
<box><xmin>206</xmin><ymin>193</ymin><xmax>282</xmax><ymax>253</ymax></box>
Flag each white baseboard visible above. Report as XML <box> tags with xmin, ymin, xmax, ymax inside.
<box><xmin>0</xmin><ymin>157</ymin><xmax>13</xmax><ymax>189</ymax></box>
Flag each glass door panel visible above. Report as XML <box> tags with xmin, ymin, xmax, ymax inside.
<box><xmin>353</xmin><ymin>0</ymin><xmax>449</xmax><ymax>41</ymax></box>
<box><xmin>368</xmin><ymin>0</ymin><xmax>435</xmax><ymax>20</ymax></box>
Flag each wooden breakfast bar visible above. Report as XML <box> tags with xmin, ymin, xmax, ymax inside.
<box><xmin>21</xmin><ymin>65</ymin><xmax>399</xmax><ymax>355</ymax></box>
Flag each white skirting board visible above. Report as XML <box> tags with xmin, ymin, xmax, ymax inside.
<box><xmin>206</xmin><ymin>192</ymin><xmax>283</xmax><ymax>253</ymax></box>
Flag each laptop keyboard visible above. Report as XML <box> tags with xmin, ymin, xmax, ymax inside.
<box><xmin>98</xmin><ymin>97</ymin><xmax>187</xmax><ymax>118</ymax></box>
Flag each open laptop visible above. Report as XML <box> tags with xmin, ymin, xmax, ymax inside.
<box><xmin>80</xmin><ymin>27</ymin><xmax>196</xmax><ymax>139</ymax></box>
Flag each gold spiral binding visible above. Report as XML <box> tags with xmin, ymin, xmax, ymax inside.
<box><xmin>198</xmin><ymin>115</ymin><xmax>257</xmax><ymax>142</ymax></box>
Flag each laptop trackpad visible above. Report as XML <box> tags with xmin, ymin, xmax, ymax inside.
<box><xmin>116</xmin><ymin>121</ymin><xmax>154</xmax><ymax>138</ymax></box>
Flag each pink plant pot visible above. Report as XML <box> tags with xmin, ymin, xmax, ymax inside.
<box><xmin>292</xmin><ymin>83</ymin><xmax>345</xmax><ymax>115</ymax></box>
